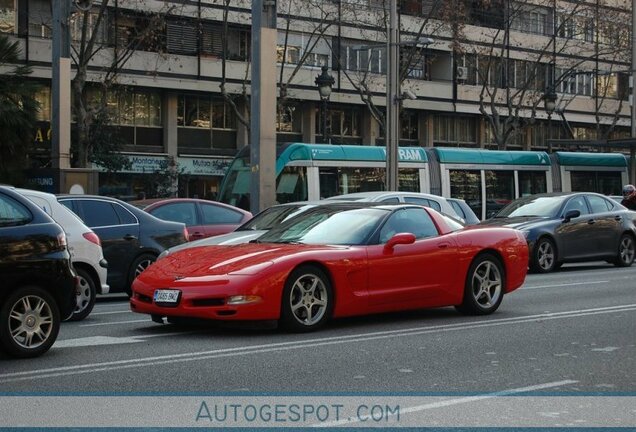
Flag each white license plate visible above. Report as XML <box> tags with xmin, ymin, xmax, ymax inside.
<box><xmin>153</xmin><ymin>289</ymin><xmax>180</xmax><ymax>304</ymax></box>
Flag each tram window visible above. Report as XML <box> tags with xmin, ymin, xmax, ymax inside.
<box><xmin>485</xmin><ymin>170</ymin><xmax>514</xmax><ymax>219</ymax></box>
<box><xmin>519</xmin><ymin>171</ymin><xmax>547</xmax><ymax>196</ymax></box>
<box><xmin>450</xmin><ymin>170</ymin><xmax>481</xmax><ymax>219</ymax></box>
<box><xmin>570</xmin><ymin>171</ymin><xmax>622</xmax><ymax>195</ymax></box>
<box><xmin>398</xmin><ymin>169</ymin><xmax>420</xmax><ymax>192</ymax></box>
<box><xmin>275</xmin><ymin>166</ymin><xmax>308</xmax><ymax>204</ymax></box>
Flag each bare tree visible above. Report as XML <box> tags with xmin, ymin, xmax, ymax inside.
<box><xmin>69</xmin><ymin>0</ymin><xmax>177</xmax><ymax>168</ymax></box>
<box><xmin>464</xmin><ymin>0</ymin><xmax>630</xmax><ymax>148</ymax></box>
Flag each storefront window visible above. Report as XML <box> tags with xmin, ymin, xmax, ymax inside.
<box><xmin>450</xmin><ymin>169</ymin><xmax>482</xmax><ymax>219</ymax></box>
<box><xmin>0</xmin><ymin>0</ymin><xmax>15</xmax><ymax>34</ymax></box>
<box><xmin>518</xmin><ymin>171</ymin><xmax>547</xmax><ymax>197</ymax></box>
<box><xmin>485</xmin><ymin>170</ymin><xmax>514</xmax><ymax>218</ymax></box>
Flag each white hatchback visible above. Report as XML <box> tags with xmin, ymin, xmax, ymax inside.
<box><xmin>18</xmin><ymin>188</ymin><xmax>109</xmax><ymax>321</ymax></box>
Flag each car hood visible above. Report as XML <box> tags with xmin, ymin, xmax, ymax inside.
<box><xmin>145</xmin><ymin>243</ymin><xmax>347</xmax><ymax>280</ymax></box>
<box><xmin>477</xmin><ymin>216</ymin><xmax>550</xmax><ymax>230</ymax></box>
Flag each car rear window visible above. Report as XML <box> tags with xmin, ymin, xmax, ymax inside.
<box><xmin>80</xmin><ymin>200</ymin><xmax>120</xmax><ymax>227</ymax></box>
<box><xmin>201</xmin><ymin>203</ymin><xmax>244</xmax><ymax>224</ymax></box>
<box><xmin>0</xmin><ymin>194</ymin><xmax>32</xmax><ymax>227</ymax></box>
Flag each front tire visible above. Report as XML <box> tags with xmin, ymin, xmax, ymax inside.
<box><xmin>614</xmin><ymin>234</ymin><xmax>635</xmax><ymax>267</ymax></box>
<box><xmin>126</xmin><ymin>253</ymin><xmax>156</xmax><ymax>296</ymax></box>
<box><xmin>279</xmin><ymin>265</ymin><xmax>333</xmax><ymax>332</ymax></box>
<box><xmin>531</xmin><ymin>237</ymin><xmax>558</xmax><ymax>273</ymax></box>
<box><xmin>0</xmin><ymin>286</ymin><xmax>60</xmax><ymax>358</ymax></box>
<box><xmin>456</xmin><ymin>253</ymin><xmax>504</xmax><ymax>315</ymax></box>
<box><xmin>68</xmin><ymin>267</ymin><xmax>97</xmax><ymax>321</ymax></box>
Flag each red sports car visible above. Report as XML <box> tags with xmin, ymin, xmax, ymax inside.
<box><xmin>130</xmin><ymin>203</ymin><xmax>528</xmax><ymax>331</ymax></box>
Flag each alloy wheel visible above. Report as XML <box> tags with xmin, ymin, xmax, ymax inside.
<box><xmin>537</xmin><ymin>241</ymin><xmax>555</xmax><ymax>271</ymax></box>
<box><xmin>289</xmin><ymin>273</ymin><xmax>328</xmax><ymax>326</ymax></box>
<box><xmin>75</xmin><ymin>275</ymin><xmax>92</xmax><ymax>314</ymax></box>
<box><xmin>134</xmin><ymin>259</ymin><xmax>154</xmax><ymax>278</ymax></box>
<box><xmin>619</xmin><ymin>236</ymin><xmax>635</xmax><ymax>265</ymax></box>
<box><xmin>470</xmin><ymin>260</ymin><xmax>502</xmax><ymax>309</ymax></box>
<box><xmin>8</xmin><ymin>295</ymin><xmax>54</xmax><ymax>349</ymax></box>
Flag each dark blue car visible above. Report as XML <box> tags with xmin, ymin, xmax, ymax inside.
<box><xmin>480</xmin><ymin>192</ymin><xmax>636</xmax><ymax>273</ymax></box>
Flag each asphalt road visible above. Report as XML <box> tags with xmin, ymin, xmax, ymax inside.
<box><xmin>1</xmin><ymin>262</ymin><xmax>635</xmax><ymax>394</ymax></box>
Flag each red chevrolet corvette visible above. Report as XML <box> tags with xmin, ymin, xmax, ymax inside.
<box><xmin>130</xmin><ymin>203</ymin><xmax>528</xmax><ymax>331</ymax></box>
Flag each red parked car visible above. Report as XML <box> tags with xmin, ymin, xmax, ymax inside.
<box><xmin>133</xmin><ymin>198</ymin><xmax>252</xmax><ymax>241</ymax></box>
<box><xmin>131</xmin><ymin>203</ymin><xmax>528</xmax><ymax>332</ymax></box>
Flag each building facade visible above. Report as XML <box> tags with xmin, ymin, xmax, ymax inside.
<box><xmin>1</xmin><ymin>0</ymin><xmax>632</xmax><ymax>198</ymax></box>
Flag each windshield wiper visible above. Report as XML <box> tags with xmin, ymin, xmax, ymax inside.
<box><xmin>248</xmin><ymin>239</ymin><xmax>260</xmax><ymax>243</ymax></box>
<box><xmin>274</xmin><ymin>240</ymin><xmax>305</xmax><ymax>244</ymax></box>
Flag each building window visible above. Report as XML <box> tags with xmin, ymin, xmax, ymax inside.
<box><xmin>277</xmin><ymin>105</ymin><xmax>302</xmax><ymax>133</ymax></box>
<box><xmin>177</xmin><ymin>96</ymin><xmax>237</xmax><ymax>130</ymax></box>
<box><xmin>433</xmin><ymin>116</ymin><xmax>477</xmax><ymax>146</ymax></box>
<box><xmin>511</xmin><ymin>4</ymin><xmax>553</xmax><ymax>36</ymax></box>
<box><xmin>110</xmin><ymin>12</ymin><xmax>165</xmax><ymax>52</ymax></box>
<box><xmin>339</xmin><ymin>39</ymin><xmax>386</xmax><ymax>75</ymax></box>
<box><xmin>211</xmin><ymin>100</ymin><xmax>237</xmax><ymax>130</ymax></box>
<box><xmin>316</xmin><ymin>106</ymin><xmax>361</xmax><ymax>139</ymax></box>
<box><xmin>103</xmin><ymin>89</ymin><xmax>161</xmax><ymax>127</ymax></box>
<box><xmin>400</xmin><ymin>110</ymin><xmax>418</xmax><ymax>141</ymax></box>
<box><xmin>35</xmin><ymin>86</ymin><xmax>51</xmax><ymax>121</ymax></box>
<box><xmin>277</xmin><ymin>45</ymin><xmax>301</xmax><ymax>64</ymax></box>
<box><xmin>0</xmin><ymin>0</ymin><xmax>14</xmax><ymax>33</ymax></box>
<box><xmin>70</xmin><ymin>10</ymin><xmax>107</xmax><ymax>44</ymax></box>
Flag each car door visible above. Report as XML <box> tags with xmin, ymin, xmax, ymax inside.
<box><xmin>199</xmin><ymin>202</ymin><xmax>246</xmax><ymax>237</ymax></box>
<box><xmin>0</xmin><ymin>193</ymin><xmax>35</xmax><ymax>290</ymax></box>
<box><xmin>76</xmin><ymin>199</ymin><xmax>140</xmax><ymax>291</ymax></box>
<box><xmin>584</xmin><ymin>194</ymin><xmax>623</xmax><ymax>256</ymax></box>
<box><xmin>366</xmin><ymin>207</ymin><xmax>458</xmax><ymax>308</ymax></box>
<box><xmin>149</xmin><ymin>202</ymin><xmax>205</xmax><ymax>240</ymax></box>
<box><xmin>557</xmin><ymin>195</ymin><xmax>596</xmax><ymax>260</ymax></box>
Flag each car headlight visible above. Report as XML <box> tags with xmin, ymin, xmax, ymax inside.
<box><xmin>227</xmin><ymin>295</ymin><xmax>262</xmax><ymax>305</ymax></box>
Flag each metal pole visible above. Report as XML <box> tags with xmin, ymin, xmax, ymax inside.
<box><xmin>386</xmin><ymin>0</ymin><xmax>400</xmax><ymax>191</ymax></box>
<box><xmin>631</xmin><ymin>0</ymin><xmax>636</xmax><ymax>183</ymax></box>
<box><xmin>322</xmin><ymin>98</ymin><xmax>328</xmax><ymax>143</ymax></box>
<box><xmin>548</xmin><ymin>113</ymin><xmax>552</xmax><ymax>153</ymax></box>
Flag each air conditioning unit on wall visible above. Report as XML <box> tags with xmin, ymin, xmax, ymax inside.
<box><xmin>456</xmin><ymin>66</ymin><xmax>468</xmax><ymax>81</ymax></box>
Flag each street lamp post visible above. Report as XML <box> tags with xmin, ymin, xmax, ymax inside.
<box><xmin>544</xmin><ymin>89</ymin><xmax>557</xmax><ymax>152</ymax></box>
<box><xmin>315</xmin><ymin>66</ymin><xmax>335</xmax><ymax>143</ymax></box>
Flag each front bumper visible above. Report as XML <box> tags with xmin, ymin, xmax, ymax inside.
<box><xmin>97</xmin><ymin>259</ymin><xmax>110</xmax><ymax>295</ymax></box>
<box><xmin>129</xmin><ymin>279</ymin><xmax>279</xmax><ymax>321</ymax></box>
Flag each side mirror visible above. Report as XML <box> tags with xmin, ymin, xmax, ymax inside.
<box><xmin>384</xmin><ymin>232</ymin><xmax>416</xmax><ymax>252</ymax></box>
<box><xmin>563</xmin><ymin>209</ymin><xmax>580</xmax><ymax>223</ymax></box>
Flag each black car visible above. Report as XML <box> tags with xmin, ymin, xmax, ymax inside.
<box><xmin>0</xmin><ymin>186</ymin><xmax>76</xmax><ymax>358</ymax></box>
<box><xmin>480</xmin><ymin>192</ymin><xmax>636</xmax><ymax>273</ymax></box>
<box><xmin>58</xmin><ymin>195</ymin><xmax>188</xmax><ymax>294</ymax></box>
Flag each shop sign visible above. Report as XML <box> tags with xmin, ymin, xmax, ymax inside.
<box><xmin>94</xmin><ymin>155</ymin><xmax>169</xmax><ymax>173</ymax></box>
<box><xmin>178</xmin><ymin>157</ymin><xmax>232</xmax><ymax>176</ymax></box>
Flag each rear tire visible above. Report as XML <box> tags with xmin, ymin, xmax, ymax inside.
<box><xmin>126</xmin><ymin>253</ymin><xmax>156</xmax><ymax>296</ymax></box>
<box><xmin>0</xmin><ymin>286</ymin><xmax>60</xmax><ymax>358</ymax></box>
<box><xmin>614</xmin><ymin>234</ymin><xmax>635</xmax><ymax>267</ymax></box>
<box><xmin>279</xmin><ymin>265</ymin><xmax>333</xmax><ymax>332</ymax></box>
<box><xmin>68</xmin><ymin>267</ymin><xmax>97</xmax><ymax>321</ymax></box>
<box><xmin>456</xmin><ymin>253</ymin><xmax>504</xmax><ymax>315</ymax></box>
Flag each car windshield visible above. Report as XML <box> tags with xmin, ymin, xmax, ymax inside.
<box><xmin>257</xmin><ymin>207</ymin><xmax>388</xmax><ymax>245</ymax></box>
<box><xmin>237</xmin><ymin>204</ymin><xmax>310</xmax><ymax>231</ymax></box>
<box><xmin>495</xmin><ymin>196</ymin><xmax>565</xmax><ymax>218</ymax></box>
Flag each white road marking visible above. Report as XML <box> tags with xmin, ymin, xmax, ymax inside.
<box><xmin>0</xmin><ymin>304</ymin><xmax>634</xmax><ymax>384</ymax></box>
<box><xmin>316</xmin><ymin>380</ymin><xmax>579</xmax><ymax>427</ymax></box>
<box><xmin>54</xmin><ymin>336</ymin><xmax>145</xmax><ymax>348</ymax></box>
<box><xmin>89</xmin><ymin>310</ymin><xmax>132</xmax><ymax>316</ymax></box>
<box><xmin>522</xmin><ymin>280</ymin><xmax>609</xmax><ymax>290</ymax></box>
<box><xmin>591</xmin><ymin>346</ymin><xmax>620</xmax><ymax>352</ymax></box>
<box><xmin>79</xmin><ymin>319</ymin><xmax>149</xmax><ymax>327</ymax></box>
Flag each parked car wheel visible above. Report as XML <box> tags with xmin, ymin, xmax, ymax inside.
<box><xmin>126</xmin><ymin>253</ymin><xmax>157</xmax><ymax>296</ymax></box>
<box><xmin>530</xmin><ymin>237</ymin><xmax>558</xmax><ymax>273</ymax></box>
<box><xmin>68</xmin><ymin>267</ymin><xmax>97</xmax><ymax>321</ymax></box>
<box><xmin>0</xmin><ymin>286</ymin><xmax>61</xmax><ymax>358</ymax></box>
<box><xmin>614</xmin><ymin>233</ymin><xmax>635</xmax><ymax>267</ymax></box>
<box><xmin>456</xmin><ymin>253</ymin><xmax>504</xmax><ymax>315</ymax></box>
<box><xmin>280</xmin><ymin>265</ymin><xmax>333</xmax><ymax>332</ymax></box>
